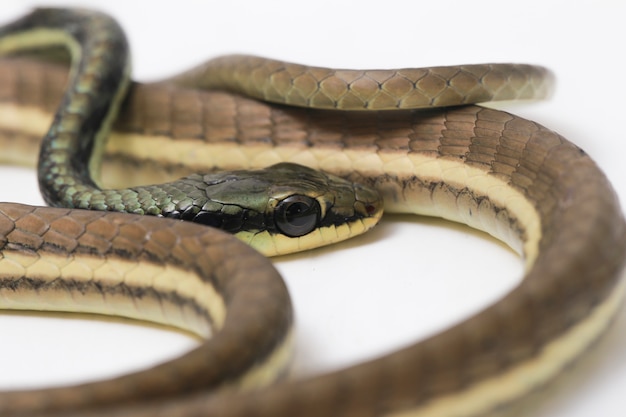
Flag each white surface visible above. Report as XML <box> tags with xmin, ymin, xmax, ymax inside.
<box><xmin>0</xmin><ymin>1</ymin><xmax>624</xmax><ymax>415</ymax></box>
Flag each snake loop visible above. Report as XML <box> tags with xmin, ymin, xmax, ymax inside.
<box><xmin>0</xmin><ymin>7</ymin><xmax>623</xmax><ymax>417</ymax></box>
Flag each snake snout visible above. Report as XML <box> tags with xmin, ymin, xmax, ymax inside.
<box><xmin>353</xmin><ymin>182</ymin><xmax>384</xmax><ymax>222</ymax></box>
<box><xmin>354</xmin><ymin>183</ymin><xmax>383</xmax><ymax>227</ymax></box>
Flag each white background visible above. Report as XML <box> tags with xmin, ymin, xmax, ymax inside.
<box><xmin>0</xmin><ymin>1</ymin><xmax>625</xmax><ymax>415</ymax></box>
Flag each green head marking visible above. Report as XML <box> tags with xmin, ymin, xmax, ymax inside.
<box><xmin>147</xmin><ymin>163</ymin><xmax>383</xmax><ymax>256</ymax></box>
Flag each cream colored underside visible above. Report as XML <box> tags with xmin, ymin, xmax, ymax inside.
<box><xmin>237</xmin><ymin>219</ymin><xmax>377</xmax><ymax>256</ymax></box>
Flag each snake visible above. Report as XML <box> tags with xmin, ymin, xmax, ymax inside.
<box><xmin>0</xmin><ymin>6</ymin><xmax>624</xmax><ymax>417</ymax></box>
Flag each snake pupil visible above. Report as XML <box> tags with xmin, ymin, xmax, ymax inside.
<box><xmin>275</xmin><ymin>195</ymin><xmax>320</xmax><ymax>237</ymax></box>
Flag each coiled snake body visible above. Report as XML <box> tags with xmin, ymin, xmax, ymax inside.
<box><xmin>0</xmin><ymin>7</ymin><xmax>624</xmax><ymax>417</ymax></box>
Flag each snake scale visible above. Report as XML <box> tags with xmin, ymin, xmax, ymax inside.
<box><xmin>0</xmin><ymin>7</ymin><xmax>623</xmax><ymax>417</ymax></box>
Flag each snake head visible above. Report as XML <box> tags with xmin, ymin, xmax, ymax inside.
<box><xmin>263</xmin><ymin>163</ymin><xmax>383</xmax><ymax>255</ymax></box>
<box><xmin>173</xmin><ymin>162</ymin><xmax>383</xmax><ymax>256</ymax></box>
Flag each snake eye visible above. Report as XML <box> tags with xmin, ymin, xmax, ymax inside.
<box><xmin>275</xmin><ymin>195</ymin><xmax>320</xmax><ymax>237</ymax></box>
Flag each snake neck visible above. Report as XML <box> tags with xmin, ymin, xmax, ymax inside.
<box><xmin>0</xmin><ymin>9</ymin><xmax>131</xmax><ymax>207</ymax></box>
<box><xmin>28</xmin><ymin>10</ymin><xmax>131</xmax><ymax>207</ymax></box>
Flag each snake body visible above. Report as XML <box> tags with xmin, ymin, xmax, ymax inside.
<box><xmin>0</xmin><ymin>7</ymin><xmax>624</xmax><ymax>417</ymax></box>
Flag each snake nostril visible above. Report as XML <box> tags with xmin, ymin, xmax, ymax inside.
<box><xmin>365</xmin><ymin>204</ymin><xmax>377</xmax><ymax>216</ymax></box>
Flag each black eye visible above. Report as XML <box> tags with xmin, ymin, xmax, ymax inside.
<box><xmin>275</xmin><ymin>195</ymin><xmax>320</xmax><ymax>237</ymax></box>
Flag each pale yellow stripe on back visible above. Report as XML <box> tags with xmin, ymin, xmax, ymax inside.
<box><xmin>0</xmin><ymin>104</ymin><xmax>52</xmax><ymax>138</ymax></box>
<box><xmin>0</xmin><ymin>250</ymin><xmax>225</xmax><ymax>337</ymax></box>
